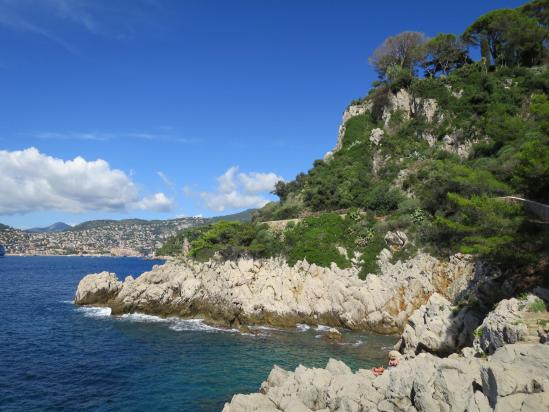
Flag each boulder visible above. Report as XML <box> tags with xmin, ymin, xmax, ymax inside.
<box><xmin>474</xmin><ymin>297</ymin><xmax>529</xmax><ymax>355</ymax></box>
<box><xmin>222</xmin><ymin>344</ymin><xmax>549</xmax><ymax>412</ymax></box>
<box><xmin>74</xmin><ymin>271</ymin><xmax>122</xmax><ymax>305</ymax></box>
<box><xmin>384</xmin><ymin>231</ymin><xmax>408</xmax><ymax>249</ymax></box>
<box><xmin>324</xmin><ymin>328</ymin><xmax>342</xmax><ymax>342</ymax></box>
<box><xmin>395</xmin><ymin>293</ymin><xmax>481</xmax><ymax>357</ymax></box>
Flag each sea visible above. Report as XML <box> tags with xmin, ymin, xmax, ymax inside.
<box><xmin>0</xmin><ymin>256</ymin><xmax>396</xmax><ymax>412</ymax></box>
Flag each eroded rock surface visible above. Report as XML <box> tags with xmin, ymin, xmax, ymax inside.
<box><xmin>474</xmin><ymin>294</ymin><xmax>548</xmax><ymax>355</ymax></box>
<box><xmin>222</xmin><ymin>344</ymin><xmax>549</xmax><ymax>412</ymax></box>
<box><xmin>75</xmin><ymin>252</ymin><xmax>478</xmax><ymax>333</ymax></box>
<box><xmin>395</xmin><ymin>292</ymin><xmax>481</xmax><ymax>357</ymax></box>
<box><xmin>74</xmin><ymin>271</ymin><xmax>122</xmax><ymax>305</ymax></box>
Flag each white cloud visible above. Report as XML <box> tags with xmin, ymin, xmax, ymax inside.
<box><xmin>0</xmin><ymin>147</ymin><xmax>173</xmax><ymax>214</ymax></box>
<box><xmin>238</xmin><ymin>171</ymin><xmax>283</xmax><ymax>194</ymax></box>
<box><xmin>133</xmin><ymin>193</ymin><xmax>174</xmax><ymax>213</ymax></box>
<box><xmin>217</xmin><ymin>166</ymin><xmax>239</xmax><ymax>194</ymax></box>
<box><xmin>199</xmin><ymin>166</ymin><xmax>283</xmax><ymax>212</ymax></box>
<box><xmin>157</xmin><ymin>171</ymin><xmax>175</xmax><ymax>190</ymax></box>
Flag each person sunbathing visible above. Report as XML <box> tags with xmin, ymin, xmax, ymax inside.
<box><xmin>372</xmin><ymin>350</ymin><xmax>401</xmax><ymax>376</ymax></box>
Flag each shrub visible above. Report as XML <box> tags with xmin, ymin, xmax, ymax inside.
<box><xmin>284</xmin><ymin>213</ymin><xmax>352</xmax><ymax>268</ymax></box>
<box><xmin>190</xmin><ymin>221</ymin><xmax>281</xmax><ymax>261</ymax></box>
<box><xmin>528</xmin><ymin>298</ymin><xmax>546</xmax><ymax>313</ymax></box>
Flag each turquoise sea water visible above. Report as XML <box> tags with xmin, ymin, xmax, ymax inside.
<box><xmin>0</xmin><ymin>256</ymin><xmax>396</xmax><ymax>411</ymax></box>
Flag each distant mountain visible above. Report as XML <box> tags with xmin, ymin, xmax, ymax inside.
<box><xmin>0</xmin><ymin>223</ymin><xmax>12</xmax><ymax>231</ymax></box>
<box><xmin>207</xmin><ymin>209</ymin><xmax>256</xmax><ymax>223</ymax></box>
<box><xmin>69</xmin><ymin>219</ymin><xmax>149</xmax><ymax>232</ymax></box>
<box><xmin>26</xmin><ymin>222</ymin><xmax>72</xmax><ymax>233</ymax></box>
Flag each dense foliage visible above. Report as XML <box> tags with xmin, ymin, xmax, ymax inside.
<box><xmin>160</xmin><ymin>1</ymin><xmax>548</xmax><ymax>279</ymax></box>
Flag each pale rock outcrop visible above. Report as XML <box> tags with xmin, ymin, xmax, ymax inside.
<box><xmin>395</xmin><ymin>293</ymin><xmax>481</xmax><ymax>357</ymax></box>
<box><xmin>75</xmin><ymin>252</ymin><xmax>479</xmax><ymax>333</ymax></box>
<box><xmin>334</xmin><ymin>89</ymin><xmax>443</xmax><ymax>154</ymax></box>
<box><xmin>223</xmin><ymin>344</ymin><xmax>549</xmax><ymax>412</ymax></box>
<box><xmin>74</xmin><ymin>271</ymin><xmax>122</xmax><ymax>305</ymax></box>
<box><xmin>384</xmin><ymin>231</ymin><xmax>408</xmax><ymax>250</ymax></box>
<box><xmin>474</xmin><ymin>296</ymin><xmax>537</xmax><ymax>355</ymax></box>
<box><xmin>369</xmin><ymin>128</ymin><xmax>385</xmax><ymax>145</ymax></box>
<box><xmin>334</xmin><ymin>103</ymin><xmax>371</xmax><ymax>153</ymax></box>
<box><xmin>382</xmin><ymin>89</ymin><xmax>439</xmax><ymax>128</ymax></box>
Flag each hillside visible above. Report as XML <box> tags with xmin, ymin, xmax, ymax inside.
<box><xmin>0</xmin><ymin>210</ymin><xmax>255</xmax><ymax>256</ymax></box>
<box><xmin>26</xmin><ymin>222</ymin><xmax>72</xmax><ymax>233</ymax></box>
<box><xmin>158</xmin><ymin>1</ymin><xmax>548</xmax><ymax>287</ymax></box>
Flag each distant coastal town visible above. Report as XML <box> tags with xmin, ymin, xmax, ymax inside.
<box><xmin>0</xmin><ymin>218</ymin><xmax>205</xmax><ymax>257</ymax></box>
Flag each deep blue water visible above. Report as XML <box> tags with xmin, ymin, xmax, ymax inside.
<box><xmin>0</xmin><ymin>256</ymin><xmax>396</xmax><ymax>412</ymax></box>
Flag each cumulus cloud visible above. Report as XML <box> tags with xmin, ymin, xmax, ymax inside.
<box><xmin>238</xmin><ymin>171</ymin><xmax>283</xmax><ymax>194</ymax></box>
<box><xmin>0</xmin><ymin>147</ymin><xmax>173</xmax><ymax>214</ymax></box>
<box><xmin>133</xmin><ymin>192</ymin><xmax>174</xmax><ymax>212</ymax></box>
<box><xmin>199</xmin><ymin>166</ymin><xmax>283</xmax><ymax>212</ymax></box>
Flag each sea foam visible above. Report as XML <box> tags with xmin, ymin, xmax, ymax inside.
<box><xmin>76</xmin><ymin>306</ymin><xmax>112</xmax><ymax>318</ymax></box>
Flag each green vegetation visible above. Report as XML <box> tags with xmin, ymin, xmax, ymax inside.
<box><xmin>159</xmin><ymin>1</ymin><xmax>548</xmax><ymax>280</ymax></box>
<box><xmin>474</xmin><ymin>327</ymin><xmax>483</xmax><ymax>339</ymax></box>
<box><xmin>528</xmin><ymin>298</ymin><xmax>547</xmax><ymax>312</ymax></box>
<box><xmin>160</xmin><ymin>211</ymin><xmax>386</xmax><ymax>277</ymax></box>
<box><xmin>156</xmin><ymin>224</ymin><xmax>213</xmax><ymax>256</ymax></box>
<box><xmin>189</xmin><ymin>221</ymin><xmax>281</xmax><ymax>261</ymax></box>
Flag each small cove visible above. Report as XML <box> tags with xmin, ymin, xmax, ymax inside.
<box><xmin>0</xmin><ymin>256</ymin><xmax>396</xmax><ymax>411</ymax></box>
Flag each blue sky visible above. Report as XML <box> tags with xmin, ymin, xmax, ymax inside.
<box><xmin>0</xmin><ymin>0</ymin><xmax>526</xmax><ymax>228</ymax></box>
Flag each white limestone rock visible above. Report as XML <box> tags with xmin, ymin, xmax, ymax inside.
<box><xmin>75</xmin><ymin>251</ymin><xmax>478</xmax><ymax>333</ymax></box>
<box><xmin>74</xmin><ymin>271</ymin><xmax>122</xmax><ymax>305</ymax></box>
<box><xmin>474</xmin><ymin>297</ymin><xmax>530</xmax><ymax>355</ymax></box>
<box><xmin>369</xmin><ymin>128</ymin><xmax>385</xmax><ymax>145</ymax></box>
<box><xmin>222</xmin><ymin>344</ymin><xmax>549</xmax><ymax>412</ymax></box>
<box><xmin>384</xmin><ymin>231</ymin><xmax>408</xmax><ymax>249</ymax></box>
<box><xmin>395</xmin><ymin>293</ymin><xmax>481</xmax><ymax>357</ymax></box>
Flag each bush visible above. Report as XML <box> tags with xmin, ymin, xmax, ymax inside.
<box><xmin>528</xmin><ymin>298</ymin><xmax>546</xmax><ymax>313</ymax></box>
<box><xmin>284</xmin><ymin>213</ymin><xmax>352</xmax><ymax>268</ymax></box>
<box><xmin>156</xmin><ymin>224</ymin><xmax>213</xmax><ymax>256</ymax></box>
<box><xmin>190</xmin><ymin>221</ymin><xmax>282</xmax><ymax>261</ymax></box>
<box><xmin>359</xmin><ymin>230</ymin><xmax>385</xmax><ymax>279</ymax></box>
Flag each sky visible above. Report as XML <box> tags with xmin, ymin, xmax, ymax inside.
<box><xmin>0</xmin><ymin>0</ymin><xmax>527</xmax><ymax>229</ymax></box>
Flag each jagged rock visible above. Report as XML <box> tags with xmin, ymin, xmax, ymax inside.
<box><xmin>74</xmin><ymin>271</ymin><xmax>122</xmax><ymax>305</ymax></box>
<box><xmin>383</xmin><ymin>89</ymin><xmax>412</xmax><ymax>127</ymax></box>
<box><xmin>418</xmin><ymin>98</ymin><xmax>438</xmax><ymax>123</ymax></box>
<box><xmin>395</xmin><ymin>293</ymin><xmax>481</xmax><ymax>357</ymax></box>
<box><xmin>74</xmin><ymin>252</ymin><xmax>478</xmax><ymax>333</ymax></box>
<box><xmin>539</xmin><ymin>325</ymin><xmax>549</xmax><ymax>344</ymax></box>
<box><xmin>222</xmin><ymin>344</ymin><xmax>549</xmax><ymax>412</ymax></box>
<box><xmin>325</xmin><ymin>328</ymin><xmax>342</xmax><ymax>342</ymax></box>
<box><xmin>384</xmin><ymin>231</ymin><xmax>408</xmax><ymax>249</ymax></box>
<box><xmin>474</xmin><ymin>297</ymin><xmax>530</xmax><ymax>355</ymax></box>
<box><xmin>369</xmin><ymin>128</ymin><xmax>385</xmax><ymax>145</ymax></box>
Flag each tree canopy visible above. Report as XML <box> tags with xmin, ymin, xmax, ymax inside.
<box><xmin>463</xmin><ymin>9</ymin><xmax>547</xmax><ymax>67</ymax></box>
<box><xmin>421</xmin><ymin>34</ymin><xmax>469</xmax><ymax>76</ymax></box>
<box><xmin>369</xmin><ymin>31</ymin><xmax>426</xmax><ymax>78</ymax></box>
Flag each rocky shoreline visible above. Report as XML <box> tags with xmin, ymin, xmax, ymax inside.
<box><xmin>74</xmin><ymin>250</ymin><xmax>549</xmax><ymax>411</ymax></box>
<box><xmin>75</xmin><ymin>250</ymin><xmax>478</xmax><ymax>333</ymax></box>
<box><xmin>222</xmin><ymin>343</ymin><xmax>549</xmax><ymax>411</ymax></box>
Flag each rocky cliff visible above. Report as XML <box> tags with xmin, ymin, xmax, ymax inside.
<box><xmin>326</xmin><ymin>87</ymin><xmax>474</xmax><ymax>162</ymax></box>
